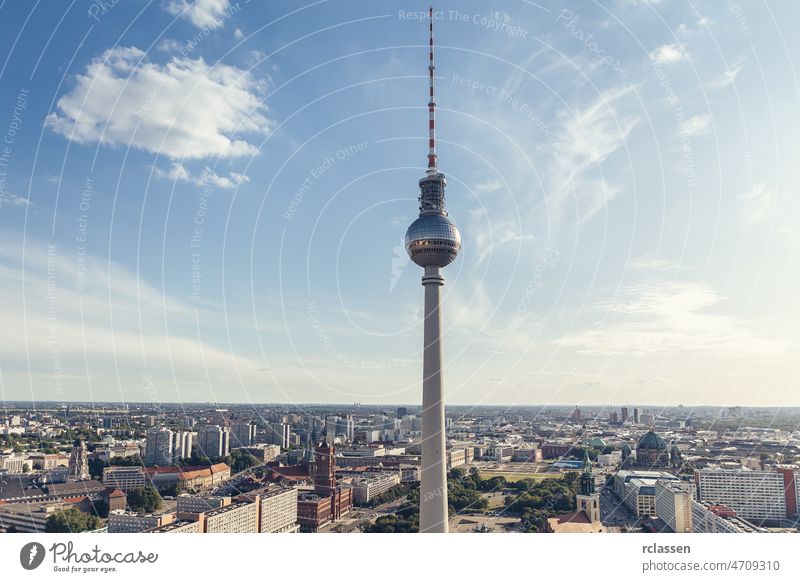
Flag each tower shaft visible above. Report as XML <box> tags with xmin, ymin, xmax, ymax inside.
<box><xmin>420</xmin><ymin>265</ymin><xmax>448</xmax><ymax>532</ymax></box>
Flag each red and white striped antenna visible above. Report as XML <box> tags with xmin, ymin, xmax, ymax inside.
<box><xmin>426</xmin><ymin>6</ymin><xmax>437</xmax><ymax>174</ymax></box>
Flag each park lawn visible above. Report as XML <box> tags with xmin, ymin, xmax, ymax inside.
<box><xmin>478</xmin><ymin>471</ymin><xmax>563</xmax><ymax>483</ymax></box>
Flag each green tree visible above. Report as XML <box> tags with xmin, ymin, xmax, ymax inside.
<box><xmin>88</xmin><ymin>457</ymin><xmax>108</xmax><ymax>479</ymax></box>
<box><xmin>127</xmin><ymin>486</ymin><xmax>163</xmax><ymax>514</ymax></box>
<box><xmin>228</xmin><ymin>450</ymin><xmax>261</xmax><ymax>473</ymax></box>
<box><xmin>45</xmin><ymin>507</ymin><xmax>102</xmax><ymax>533</ymax></box>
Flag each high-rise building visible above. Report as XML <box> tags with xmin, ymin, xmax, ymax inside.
<box><xmin>231</xmin><ymin>422</ymin><xmax>256</xmax><ymax>448</ymax></box>
<box><xmin>404</xmin><ymin>9</ymin><xmax>462</xmax><ymax>534</ymax></box>
<box><xmin>172</xmin><ymin>431</ymin><xmax>193</xmax><ymax>461</ymax></box>
<box><xmin>267</xmin><ymin>422</ymin><xmax>290</xmax><ymax>449</ymax></box>
<box><xmin>67</xmin><ymin>439</ymin><xmax>90</xmax><ymax>480</ymax></box>
<box><xmin>655</xmin><ymin>479</ymin><xmax>693</xmax><ymax>533</ymax></box>
<box><xmin>775</xmin><ymin>466</ymin><xmax>799</xmax><ymax>517</ymax></box>
<box><xmin>695</xmin><ymin>468</ymin><xmax>786</xmax><ymax>522</ymax></box>
<box><xmin>196</xmin><ymin>425</ymin><xmax>230</xmax><ymax>458</ymax></box>
<box><xmin>397</xmin><ymin>407</ymin><xmax>408</xmax><ymax>418</ymax></box>
<box><xmin>145</xmin><ymin>427</ymin><xmax>174</xmax><ymax>466</ymax></box>
<box><xmin>633</xmin><ymin>408</ymin><xmax>640</xmax><ymax>424</ymax></box>
<box><xmin>325</xmin><ymin>416</ymin><xmax>338</xmax><ymax>443</ymax></box>
<box><xmin>621</xmin><ymin>407</ymin><xmax>629</xmax><ymax>423</ymax></box>
<box><xmin>257</xmin><ymin>487</ymin><xmax>299</xmax><ymax>533</ymax></box>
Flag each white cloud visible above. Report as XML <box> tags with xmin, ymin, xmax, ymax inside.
<box><xmin>0</xmin><ymin>194</ymin><xmax>31</xmax><ymax>207</ymax></box>
<box><xmin>46</xmin><ymin>46</ymin><xmax>272</xmax><ymax>159</ymax></box>
<box><xmin>234</xmin><ymin>28</ymin><xmax>244</xmax><ymax>40</ymax></box>
<box><xmin>628</xmin><ymin>255</ymin><xmax>679</xmax><ymax>271</ymax></box>
<box><xmin>154</xmin><ymin>162</ymin><xmax>249</xmax><ymax>189</ymax></box>
<box><xmin>649</xmin><ymin>43</ymin><xmax>687</xmax><ymax>65</ymax></box>
<box><xmin>556</xmin><ymin>282</ymin><xmax>784</xmax><ymax>356</ymax></box>
<box><xmin>741</xmin><ymin>183</ymin><xmax>775</xmax><ymax>226</ymax></box>
<box><xmin>473</xmin><ymin>180</ymin><xmax>504</xmax><ymax>196</ymax></box>
<box><xmin>163</xmin><ymin>0</ymin><xmax>232</xmax><ymax>29</ymax></box>
<box><xmin>680</xmin><ymin>114</ymin><xmax>712</xmax><ymax>137</ymax></box>
<box><xmin>157</xmin><ymin>38</ymin><xmax>184</xmax><ymax>53</ymax></box>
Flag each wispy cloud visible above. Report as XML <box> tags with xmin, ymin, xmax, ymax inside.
<box><xmin>550</xmin><ymin>84</ymin><xmax>640</xmax><ymax>223</ymax></box>
<box><xmin>628</xmin><ymin>255</ymin><xmax>680</xmax><ymax>271</ymax></box>
<box><xmin>154</xmin><ymin>162</ymin><xmax>249</xmax><ymax>189</ymax></box>
<box><xmin>555</xmin><ymin>282</ymin><xmax>785</xmax><ymax>356</ymax></box>
<box><xmin>741</xmin><ymin>183</ymin><xmax>775</xmax><ymax>226</ymax></box>
<box><xmin>708</xmin><ymin>57</ymin><xmax>745</xmax><ymax>89</ymax></box>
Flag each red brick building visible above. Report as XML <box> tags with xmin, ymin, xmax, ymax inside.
<box><xmin>297</xmin><ymin>440</ymin><xmax>352</xmax><ymax>531</ymax></box>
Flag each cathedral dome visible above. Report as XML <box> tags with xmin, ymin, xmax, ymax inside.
<box><xmin>636</xmin><ymin>430</ymin><xmax>667</xmax><ymax>450</ymax></box>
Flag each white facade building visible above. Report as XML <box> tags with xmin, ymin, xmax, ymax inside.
<box><xmin>695</xmin><ymin>468</ymin><xmax>786</xmax><ymax>522</ymax></box>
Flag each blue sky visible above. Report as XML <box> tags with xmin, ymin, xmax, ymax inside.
<box><xmin>0</xmin><ymin>0</ymin><xmax>798</xmax><ymax>407</ymax></box>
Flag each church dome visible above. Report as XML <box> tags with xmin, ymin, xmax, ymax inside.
<box><xmin>636</xmin><ymin>430</ymin><xmax>667</xmax><ymax>450</ymax></box>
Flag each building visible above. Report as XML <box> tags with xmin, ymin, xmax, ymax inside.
<box><xmin>196</xmin><ymin>425</ymin><xmax>230</xmax><ymax>458</ymax></box>
<box><xmin>695</xmin><ymin>468</ymin><xmax>786</xmax><ymax>523</ymax></box>
<box><xmin>108</xmin><ymin>510</ymin><xmax>174</xmax><ymax>533</ymax></box>
<box><xmin>775</xmin><ymin>466</ymin><xmax>799</xmax><ymax>517</ymax></box>
<box><xmin>541</xmin><ymin>443</ymin><xmax>572</xmax><ymax>459</ymax></box>
<box><xmin>624</xmin><ymin>479</ymin><xmax>657</xmax><ymax>516</ymax></box>
<box><xmin>67</xmin><ymin>439</ymin><xmax>90</xmax><ymax>480</ymax></box>
<box><xmin>611</xmin><ymin>470</ymin><xmax>679</xmax><ymax>509</ymax></box>
<box><xmin>145</xmin><ymin>462</ymin><xmax>230</xmax><ymax>492</ymax></box>
<box><xmin>176</xmin><ymin>494</ymin><xmax>230</xmax><ymax>513</ymax></box>
<box><xmin>231</xmin><ymin>422</ymin><xmax>256</xmax><ymax>448</ymax></box>
<box><xmin>266</xmin><ymin>422</ymin><xmax>290</xmax><ymax>448</ymax></box>
<box><xmin>655</xmin><ymin>479</ymin><xmax>693</xmax><ymax>533</ymax></box>
<box><xmin>145</xmin><ymin>427</ymin><xmax>174</xmax><ymax>466</ymax></box>
<box><xmin>0</xmin><ymin>453</ymin><xmax>26</xmax><ymax>474</ymax></box>
<box><xmin>0</xmin><ymin>502</ymin><xmax>76</xmax><ymax>533</ymax></box>
<box><xmin>548</xmin><ymin>453</ymin><xmax>603</xmax><ymax>533</ymax></box>
<box><xmin>203</xmin><ymin>500</ymin><xmax>258</xmax><ymax>533</ymax></box>
<box><xmin>634</xmin><ymin>429</ymin><xmax>670</xmax><ymax>468</ymax></box>
<box><xmin>145</xmin><ymin>520</ymin><xmax>202</xmax><ymax>534</ymax></box>
<box><xmin>297</xmin><ymin>440</ymin><xmax>352</xmax><ymax>531</ymax></box>
<box><xmin>403</xmin><ymin>9</ymin><xmax>462</xmax><ymax>534</ymax></box>
<box><xmin>172</xmin><ymin>431</ymin><xmax>193</xmax><ymax>461</ymax></box>
<box><xmin>621</xmin><ymin>407</ymin><xmax>629</xmax><ymax>423</ymax></box>
<box><xmin>102</xmin><ymin>466</ymin><xmax>146</xmax><ymax>492</ymax></box>
<box><xmin>238</xmin><ymin>444</ymin><xmax>280</xmax><ymax>462</ymax></box>
<box><xmin>575</xmin><ymin>451</ymin><xmax>600</xmax><ymax>524</ymax></box>
<box><xmin>250</xmin><ymin>487</ymin><xmax>299</xmax><ymax>533</ymax></box>
<box><xmin>691</xmin><ymin>501</ymin><xmax>768</xmax><ymax>533</ymax></box>
<box><xmin>350</xmin><ymin>472</ymin><xmax>402</xmax><ymax>505</ymax></box>
<box><xmin>446</xmin><ymin>447</ymin><xmax>466</xmax><ymax>469</ymax></box>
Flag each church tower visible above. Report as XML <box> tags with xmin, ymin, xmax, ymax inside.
<box><xmin>576</xmin><ymin>449</ymin><xmax>601</xmax><ymax>524</ymax></box>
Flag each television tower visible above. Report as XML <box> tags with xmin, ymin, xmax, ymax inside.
<box><xmin>405</xmin><ymin>7</ymin><xmax>462</xmax><ymax>533</ymax></box>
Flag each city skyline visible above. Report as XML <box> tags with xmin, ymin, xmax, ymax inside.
<box><xmin>0</xmin><ymin>1</ymin><xmax>798</xmax><ymax>408</ymax></box>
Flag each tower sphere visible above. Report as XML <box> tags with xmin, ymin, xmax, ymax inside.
<box><xmin>405</xmin><ymin>213</ymin><xmax>461</xmax><ymax>267</ymax></box>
